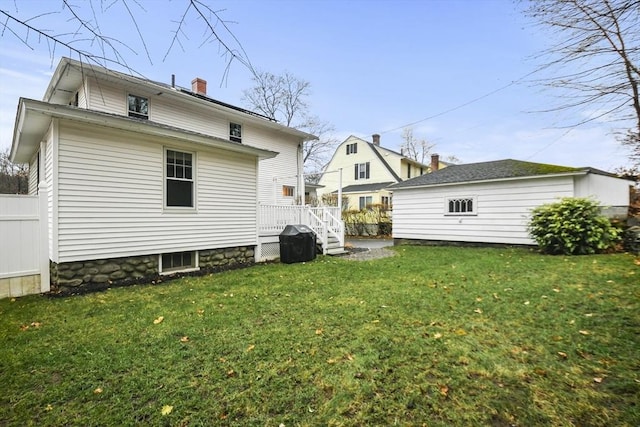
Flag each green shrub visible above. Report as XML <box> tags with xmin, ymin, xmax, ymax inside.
<box><xmin>528</xmin><ymin>197</ymin><xmax>621</xmax><ymax>255</ymax></box>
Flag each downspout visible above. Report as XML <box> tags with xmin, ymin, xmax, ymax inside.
<box><xmin>297</xmin><ymin>142</ymin><xmax>305</xmax><ymax>205</ymax></box>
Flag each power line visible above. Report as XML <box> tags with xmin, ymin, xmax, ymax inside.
<box><xmin>377</xmin><ymin>69</ymin><xmax>539</xmax><ymax>136</ymax></box>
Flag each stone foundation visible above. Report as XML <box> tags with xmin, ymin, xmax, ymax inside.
<box><xmin>50</xmin><ymin>246</ymin><xmax>255</xmax><ymax>294</ymax></box>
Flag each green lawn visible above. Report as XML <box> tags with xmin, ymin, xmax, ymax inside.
<box><xmin>1</xmin><ymin>246</ymin><xmax>638</xmax><ymax>426</ymax></box>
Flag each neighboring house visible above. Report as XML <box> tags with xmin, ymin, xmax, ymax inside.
<box><xmin>9</xmin><ymin>57</ymin><xmax>333</xmax><ymax>293</ymax></box>
<box><xmin>317</xmin><ymin>134</ymin><xmax>446</xmax><ymax>210</ymax></box>
<box><xmin>389</xmin><ymin>159</ymin><xmax>631</xmax><ymax>246</ymax></box>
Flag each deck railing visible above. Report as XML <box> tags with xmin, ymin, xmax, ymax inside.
<box><xmin>259</xmin><ymin>204</ymin><xmax>344</xmax><ymax>253</ymax></box>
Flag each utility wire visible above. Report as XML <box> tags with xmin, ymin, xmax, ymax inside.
<box><xmin>378</xmin><ymin>69</ymin><xmax>539</xmax><ymax>136</ymax></box>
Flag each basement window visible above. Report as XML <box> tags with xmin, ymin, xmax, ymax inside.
<box><xmin>230</xmin><ymin>122</ymin><xmax>242</xmax><ymax>143</ymax></box>
<box><xmin>445</xmin><ymin>197</ymin><xmax>476</xmax><ymax>215</ymax></box>
<box><xmin>160</xmin><ymin>251</ymin><xmax>198</xmax><ymax>274</ymax></box>
<box><xmin>128</xmin><ymin>94</ymin><xmax>149</xmax><ymax>119</ymax></box>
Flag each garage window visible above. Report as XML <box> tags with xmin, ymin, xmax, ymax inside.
<box><xmin>445</xmin><ymin>197</ymin><xmax>476</xmax><ymax>215</ymax></box>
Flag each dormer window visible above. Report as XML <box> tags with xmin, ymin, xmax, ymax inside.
<box><xmin>230</xmin><ymin>122</ymin><xmax>242</xmax><ymax>143</ymax></box>
<box><xmin>346</xmin><ymin>143</ymin><xmax>357</xmax><ymax>154</ymax></box>
<box><xmin>128</xmin><ymin>94</ymin><xmax>149</xmax><ymax>119</ymax></box>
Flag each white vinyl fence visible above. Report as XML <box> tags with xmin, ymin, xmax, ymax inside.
<box><xmin>0</xmin><ymin>184</ymin><xmax>49</xmax><ymax>298</ymax></box>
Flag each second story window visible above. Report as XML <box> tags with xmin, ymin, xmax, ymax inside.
<box><xmin>128</xmin><ymin>94</ymin><xmax>148</xmax><ymax>119</ymax></box>
<box><xmin>346</xmin><ymin>143</ymin><xmax>358</xmax><ymax>155</ymax></box>
<box><xmin>230</xmin><ymin>122</ymin><xmax>242</xmax><ymax>143</ymax></box>
<box><xmin>355</xmin><ymin>162</ymin><xmax>370</xmax><ymax>180</ymax></box>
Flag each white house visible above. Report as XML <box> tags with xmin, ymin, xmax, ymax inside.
<box><xmin>8</xmin><ymin>57</ymin><xmax>342</xmax><ymax>294</ymax></box>
<box><xmin>317</xmin><ymin>134</ymin><xmax>445</xmax><ymax>210</ymax></box>
<box><xmin>389</xmin><ymin>159</ymin><xmax>631</xmax><ymax>246</ymax></box>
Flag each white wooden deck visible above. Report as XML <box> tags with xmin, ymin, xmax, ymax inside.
<box><xmin>258</xmin><ymin>204</ymin><xmax>345</xmax><ymax>260</ymax></box>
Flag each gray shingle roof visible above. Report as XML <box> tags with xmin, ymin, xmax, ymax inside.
<box><xmin>388</xmin><ymin>159</ymin><xmax>614</xmax><ymax>189</ymax></box>
<box><xmin>335</xmin><ymin>182</ymin><xmax>395</xmax><ymax>193</ymax></box>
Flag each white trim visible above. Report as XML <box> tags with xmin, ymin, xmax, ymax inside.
<box><xmin>443</xmin><ymin>195</ymin><xmax>477</xmax><ymax>216</ymax></box>
<box><xmin>392</xmin><ymin>172</ymin><xmax>589</xmax><ymax>191</ymax></box>
<box><xmin>159</xmin><ymin>250</ymin><xmax>200</xmax><ymax>275</ymax></box>
<box><xmin>163</xmin><ymin>147</ymin><xmax>197</xmax><ymax>212</ymax></box>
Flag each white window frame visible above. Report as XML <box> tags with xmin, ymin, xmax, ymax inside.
<box><xmin>164</xmin><ymin>148</ymin><xmax>196</xmax><ymax>210</ymax></box>
<box><xmin>444</xmin><ymin>196</ymin><xmax>477</xmax><ymax>216</ymax></box>
<box><xmin>159</xmin><ymin>251</ymin><xmax>199</xmax><ymax>275</ymax></box>
<box><xmin>230</xmin><ymin>122</ymin><xmax>242</xmax><ymax>143</ymax></box>
<box><xmin>127</xmin><ymin>94</ymin><xmax>149</xmax><ymax>119</ymax></box>
<box><xmin>355</xmin><ymin>162</ymin><xmax>370</xmax><ymax>180</ymax></box>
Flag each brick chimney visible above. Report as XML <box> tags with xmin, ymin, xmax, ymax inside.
<box><xmin>372</xmin><ymin>134</ymin><xmax>380</xmax><ymax>145</ymax></box>
<box><xmin>191</xmin><ymin>78</ymin><xmax>207</xmax><ymax>95</ymax></box>
<box><xmin>430</xmin><ymin>153</ymin><xmax>440</xmax><ymax>172</ymax></box>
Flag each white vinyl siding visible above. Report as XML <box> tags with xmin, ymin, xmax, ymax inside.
<box><xmin>392</xmin><ymin>177</ymin><xmax>575</xmax><ymax>245</ymax></box>
<box><xmin>55</xmin><ymin>121</ymin><xmax>258</xmax><ymax>263</ymax></box>
<box><xmin>574</xmin><ymin>173</ymin><xmax>630</xmax><ymax>206</ymax></box>
<box><xmin>81</xmin><ymin>77</ymin><xmax>301</xmax><ymax>205</ymax></box>
<box><xmin>28</xmin><ymin>153</ymin><xmax>38</xmax><ymax>195</ymax></box>
<box><xmin>244</xmin><ymin>127</ymin><xmax>300</xmax><ymax>205</ymax></box>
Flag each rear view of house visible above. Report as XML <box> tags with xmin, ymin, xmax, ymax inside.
<box><xmin>9</xmin><ymin>57</ymin><xmax>318</xmax><ymax>293</ymax></box>
<box><xmin>389</xmin><ymin>159</ymin><xmax>631</xmax><ymax>246</ymax></box>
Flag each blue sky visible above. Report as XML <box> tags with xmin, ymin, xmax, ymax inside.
<box><xmin>0</xmin><ymin>0</ymin><xmax>635</xmax><ymax>171</ymax></box>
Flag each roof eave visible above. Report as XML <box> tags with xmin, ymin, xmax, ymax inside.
<box><xmin>390</xmin><ymin>171</ymin><xmax>589</xmax><ymax>191</ymax></box>
<box><xmin>51</xmin><ymin>57</ymin><xmax>318</xmax><ymax>142</ymax></box>
<box><xmin>12</xmin><ymin>99</ymin><xmax>279</xmax><ymax>163</ymax></box>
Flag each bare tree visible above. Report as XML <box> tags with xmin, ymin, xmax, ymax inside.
<box><xmin>522</xmin><ymin>0</ymin><xmax>640</xmax><ymax>164</ymax></box>
<box><xmin>399</xmin><ymin>127</ymin><xmax>435</xmax><ymax>164</ymax></box>
<box><xmin>0</xmin><ymin>147</ymin><xmax>28</xmax><ymax>194</ymax></box>
<box><xmin>0</xmin><ymin>0</ymin><xmax>254</xmax><ymax>82</ymax></box>
<box><xmin>242</xmin><ymin>70</ymin><xmax>338</xmax><ymax>174</ymax></box>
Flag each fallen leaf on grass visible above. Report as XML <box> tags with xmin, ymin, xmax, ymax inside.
<box><xmin>524</xmin><ymin>301</ymin><xmax>530</xmax><ymax>305</ymax></box>
<box><xmin>433</xmin><ymin>332</ymin><xmax>443</xmax><ymax>339</ymax></box>
<box><xmin>557</xmin><ymin>352</ymin><xmax>568</xmax><ymax>359</ymax></box>
<box><xmin>227</xmin><ymin>369</ymin><xmax>236</xmax><ymax>377</ymax></box>
<box><xmin>153</xmin><ymin>316</ymin><xmax>164</xmax><ymax>325</ymax></box>
<box><xmin>473</xmin><ymin>308</ymin><xmax>483</xmax><ymax>314</ymax></box>
<box><xmin>634</xmin><ymin>258</ymin><xmax>640</xmax><ymax>266</ymax></box>
<box><xmin>315</xmin><ymin>329</ymin><xmax>323</xmax><ymax>335</ymax></box>
<box><xmin>593</xmin><ymin>377</ymin><xmax>604</xmax><ymax>383</ymax></box>
<box><xmin>197</xmin><ymin>309</ymin><xmax>205</xmax><ymax>315</ymax></box>
<box><xmin>45</xmin><ymin>404</ymin><xmax>53</xmax><ymax>411</ymax></box>
<box><xmin>93</xmin><ymin>387</ymin><xmax>103</xmax><ymax>394</ymax></box>
<box><xmin>552</xmin><ymin>288</ymin><xmax>560</xmax><ymax>293</ymax></box>
<box><xmin>161</xmin><ymin>405</ymin><xmax>173</xmax><ymax>415</ymax></box>
<box><xmin>30</xmin><ymin>322</ymin><xmax>42</xmax><ymax>328</ymax></box>
<box><xmin>454</xmin><ymin>329</ymin><xmax>467</xmax><ymax>336</ymax></box>
<box><xmin>180</xmin><ymin>336</ymin><xmax>189</xmax><ymax>343</ymax></box>
<box><xmin>579</xmin><ymin>330</ymin><xmax>590</xmax><ymax>335</ymax></box>
<box><xmin>439</xmin><ymin>384</ymin><xmax>449</xmax><ymax>396</ymax></box>
<box><xmin>584</xmin><ymin>313</ymin><xmax>594</xmax><ymax>317</ymax></box>
<box><xmin>246</xmin><ymin>344</ymin><xmax>255</xmax><ymax>352</ymax></box>
<box><xmin>19</xmin><ymin>325</ymin><xmax>29</xmax><ymax>331</ymax></box>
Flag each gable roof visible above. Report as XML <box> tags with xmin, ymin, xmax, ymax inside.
<box><xmin>322</xmin><ymin>135</ymin><xmax>430</xmax><ymax>184</ymax></box>
<box><xmin>388</xmin><ymin>159</ymin><xmax>617</xmax><ymax>190</ymax></box>
<box><xmin>366</xmin><ymin>141</ymin><xmax>402</xmax><ymax>182</ymax></box>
